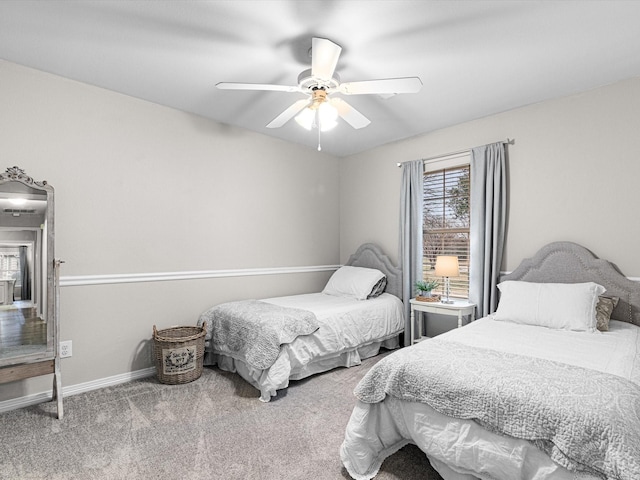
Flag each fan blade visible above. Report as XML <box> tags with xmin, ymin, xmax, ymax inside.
<box><xmin>329</xmin><ymin>98</ymin><xmax>371</xmax><ymax>129</ymax></box>
<box><xmin>311</xmin><ymin>37</ymin><xmax>342</xmax><ymax>83</ymax></box>
<box><xmin>266</xmin><ymin>99</ymin><xmax>311</xmax><ymax>128</ymax></box>
<box><xmin>216</xmin><ymin>82</ymin><xmax>301</xmax><ymax>93</ymax></box>
<box><xmin>336</xmin><ymin>77</ymin><xmax>422</xmax><ymax>95</ymax></box>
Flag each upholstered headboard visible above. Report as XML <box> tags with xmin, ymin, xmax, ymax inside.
<box><xmin>346</xmin><ymin>243</ymin><xmax>402</xmax><ymax>300</ymax></box>
<box><xmin>503</xmin><ymin>242</ymin><xmax>640</xmax><ymax>326</ymax></box>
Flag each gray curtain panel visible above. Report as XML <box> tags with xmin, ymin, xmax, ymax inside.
<box><xmin>19</xmin><ymin>246</ymin><xmax>30</xmax><ymax>301</ymax></box>
<box><xmin>399</xmin><ymin>159</ymin><xmax>424</xmax><ymax>345</ymax></box>
<box><xmin>470</xmin><ymin>142</ymin><xmax>506</xmax><ymax>318</ymax></box>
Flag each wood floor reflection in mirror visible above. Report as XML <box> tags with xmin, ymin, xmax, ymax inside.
<box><xmin>0</xmin><ymin>301</ymin><xmax>46</xmax><ymax>361</ymax></box>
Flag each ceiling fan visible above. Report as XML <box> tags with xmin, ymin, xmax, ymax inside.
<box><xmin>216</xmin><ymin>37</ymin><xmax>422</xmax><ymax>139</ymax></box>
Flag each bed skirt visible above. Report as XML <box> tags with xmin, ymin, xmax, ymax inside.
<box><xmin>204</xmin><ymin>335</ymin><xmax>401</xmax><ymax>402</ymax></box>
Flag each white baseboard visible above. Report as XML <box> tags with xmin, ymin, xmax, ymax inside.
<box><xmin>0</xmin><ymin>367</ymin><xmax>156</xmax><ymax>414</ymax></box>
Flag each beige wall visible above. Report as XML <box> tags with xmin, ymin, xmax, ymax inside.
<box><xmin>0</xmin><ymin>60</ymin><xmax>340</xmax><ymax>401</ymax></box>
<box><xmin>3</xmin><ymin>56</ymin><xmax>640</xmax><ymax>405</ymax></box>
<box><xmin>340</xmin><ymin>77</ymin><xmax>640</xmax><ymax>280</ymax></box>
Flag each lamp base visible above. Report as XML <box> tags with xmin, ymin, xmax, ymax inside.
<box><xmin>441</xmin><ymin>277</ymin><xmax>454</xmax><ymax>304</ymax></box>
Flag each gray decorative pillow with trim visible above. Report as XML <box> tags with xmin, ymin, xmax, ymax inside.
<box><xmin>596</xmin><ymin>296</ymin><xmax>619</xmax><ymax>331</ymax></box>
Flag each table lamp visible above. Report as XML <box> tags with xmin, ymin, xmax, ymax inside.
<box><xmin>434</xmin><ymin>255</ymin><xmax>459</xmax><ymax>304</ymax></box>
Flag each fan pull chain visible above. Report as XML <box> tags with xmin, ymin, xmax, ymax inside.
<box><xmin>317</xmin><ymin>126</ymin><xmax>322</xmax><ymax>151</ymax></box>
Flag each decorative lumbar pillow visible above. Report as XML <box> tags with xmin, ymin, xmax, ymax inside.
<box><xmin>368</xmin><ymin>276</ymin><xmax>387</xmax><ymax>299</ymax></box>
<box><xmin>595</xmin><ymin>296</ymin><xmax>620</xmax><ymax>332</ymax></box>
<box><xmin>322</xmin><ymin>266</ymin><xmax>386</xmax><ymax>300</ymax></box>
<box><xmin>494</xmin><ymin>281</ymin><xmax>606</xmax><ymax>332</ymax></box>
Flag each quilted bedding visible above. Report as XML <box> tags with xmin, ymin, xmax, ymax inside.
<box><xmin>199</xmin><ymin>292</ymin><xmax>404</xmax><ymax>402</ymax></box>
<box><xmin>353</xmin><ymin>338</ymin><xmax>640</xmax><ymax>480</ymax></box>
<box><xmin>198</xmin><ymin>300</ymin><xmax>319</xmax><ymax>370</ymax></box>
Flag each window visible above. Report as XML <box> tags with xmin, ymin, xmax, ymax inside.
<box><xmin>0</xmin><ymin>250</ymin><xmax>21</xmax><ymax>280</ymax></box>
<box><xmin>422</xmin><ymin>160</ymin><xmax>470</xmax><ymax>298</ymax></box>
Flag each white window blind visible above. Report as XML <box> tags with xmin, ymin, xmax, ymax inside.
<box><xmin>422</xmin><ymin>163</ymin><xmax>470</xmax><ymax>298</ymax></box>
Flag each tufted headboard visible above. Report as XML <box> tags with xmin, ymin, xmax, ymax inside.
<box><xmin>503</xmin><ymin>241</ymin><xmax>640</xmax><ymax>326</ymax></box>
<box><xmin>346</xmin><ymin>243</ymin><xmax>402</xmax><ymax>300</ymax></box>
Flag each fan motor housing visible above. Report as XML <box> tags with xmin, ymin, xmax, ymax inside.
<box><xmin>297</xmin><ymin>68</ymin><xmax>340</xmax><ymax>91</ymax></box>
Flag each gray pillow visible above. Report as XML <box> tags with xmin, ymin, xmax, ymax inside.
<box><xmin>367</xmin><ymin>276</ymin><xmax>387</xmax><ymax>299</ymax></box>
<box><xmin>596</xmin><ymin>296</ymin><xmax>619</xmax><ymax>331</ymax></box>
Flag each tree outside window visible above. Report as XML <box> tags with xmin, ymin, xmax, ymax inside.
<box><xmin>422</xmin><ymin>165</ymin><xmax>470</xmax><ymax>298</ymax></box>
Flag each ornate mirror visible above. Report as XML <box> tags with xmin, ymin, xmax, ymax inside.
<box><xmin>0</xmin><ymin>166</ymin><xmax>62</xmax><ymax>418</ymax></box>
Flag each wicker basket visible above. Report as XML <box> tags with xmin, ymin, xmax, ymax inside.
<box><xmin>416</xmin><ymin>294</ymin><xmax>441</xmax><ymax>303</ymax></box>
<box><xmin>152</xmin><ymin>323</ymin><xmax>207</xmax><ymax>385</ymax></box>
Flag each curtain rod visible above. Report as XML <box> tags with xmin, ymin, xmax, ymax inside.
<box><xmin>396</xmin><ymin>138</ymin><xmax>515</xmax><ymax>167</ymax></box>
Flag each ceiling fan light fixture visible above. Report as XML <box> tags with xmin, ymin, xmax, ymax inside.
<box><xmin>294</xmin><ymin>107</ymin><xmax>315</xmax><ymax>130</ymax></box>
<box><xmin>294</xmin><ymin>88</ymin><xmax>339</xmax><ymax>132</ymax></box>
<box><xmin>319</xmin><ymin>119</ymin><xmax>338</xmax><ymax>132</ymax></box>
<box><xmin>318</xmin><ymin>102</ymin><xmax>338</xmax><ymax>131</ymax></box>
<box><xmin>294</xmin><ymin>103</ymin><xmax>338</xmax><ymax>132</ymax></box>
<box><xmin>294</xmin><ymin>104</ymin><xmax>337</xmax><ymax>132</ymax></box>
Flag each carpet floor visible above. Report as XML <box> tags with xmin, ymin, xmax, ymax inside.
<box><xmin>0</xmin><ymin>352</ymin><xmax>444</xmax><ymax>480</ymax></box>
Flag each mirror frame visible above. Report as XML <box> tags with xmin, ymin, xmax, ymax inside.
<box><xmin>0</xmin><ymin>166</ymin><xmax>55</xmax><ymax>366</ymax></box>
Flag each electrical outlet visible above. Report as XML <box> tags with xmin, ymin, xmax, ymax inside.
<box><xmin>60</xmin><ymin>340</ymin><xmax>72</xmax><ymax>358</ymax></box>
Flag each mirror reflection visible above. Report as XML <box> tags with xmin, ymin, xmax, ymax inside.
<box><xmin>0</xmin><ymin>179</ymin><xmax>48</xmax><ymax>362</ymax></box>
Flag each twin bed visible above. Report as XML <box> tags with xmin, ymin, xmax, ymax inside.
<box><xmin>197</xmin><ymin>243</ymin><xmax>405</xmax><ymax>402</ymax></box>
<box><xmin>341</xmin><ymin>241</ymin><xmax>640</xmax><ymax>480</ymax></box>
<box><xmin>197</xmin><ymin>240</ymin><xmax>639</xmax><ymax>479</ymax></box>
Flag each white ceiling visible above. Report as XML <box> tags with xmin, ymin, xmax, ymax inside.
<box><xmin>1</xmin><ymin>1</ymin><xmax>640</xmax><ymax>157</ymax></box>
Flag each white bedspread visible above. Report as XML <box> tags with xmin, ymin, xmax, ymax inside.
<box><xmin>442</xmin><ymin>316</ymin><xmax>640</xmax><ymax>384</ymax></box>
<box><xmin>341</xmin><ymin>318</ymin><xmax>640</xmax><ymax>480</ymax></box>
<box><xmin>264</xmin><ymin>292</ymin><xmax>404</xmax><ymax>367</ymax></box>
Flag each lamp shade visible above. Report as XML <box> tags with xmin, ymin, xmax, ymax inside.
<box><xmin>294</xmin><ymin>102</ymin><xmax>338</xmax><ymax>132</ymax></box>
<box><xmin>318</xmin><ymin>102</ymin><xmax>338</xmax><ymax>131</ymax></box>
<box><xmin>294</xmin><ymin>108</ymin><xmax>315</xmax><ymax>130</ymax></box>
<box><xmin>434</xmin><ymin>255</ymin><xmax>459</xmax><ymax>277</ymax></box>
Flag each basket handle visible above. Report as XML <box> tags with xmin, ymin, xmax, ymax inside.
<box><xmin>152</xmin><ymin>323</ymin><xmax>206</xmax><ymax>341</ymax></box>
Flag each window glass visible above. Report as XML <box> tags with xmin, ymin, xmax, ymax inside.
<box><xmin>0</xmin><ymin>250</ymin><xmax>20</xmax><ymax>280</ymax></box>
<box><xmin>423</xmin><ymin>164</ymin><xmax>470</xmax><ymax>298</ymax></box>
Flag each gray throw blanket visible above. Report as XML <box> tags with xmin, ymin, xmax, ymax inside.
<box><xmin>198</xmin><ymin>300</ymin><xmax>319</xmax><ymax>370</ymax></box>
<box><xmin>355</xmin><ymin>339</ymin><xmax>640</xmax><ymax>480</ymax></box>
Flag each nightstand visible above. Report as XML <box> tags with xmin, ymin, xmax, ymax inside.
<box><xmin>409</xmin><ymin>298</ymin><xmax>476</xmax><ymax>344</ymax></box>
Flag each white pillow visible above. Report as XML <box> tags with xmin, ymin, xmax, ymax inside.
<box><xmin>494</xmin><ymin>281</ymin><xmax>606</xmax><ymax>332</ymax></box>
<box><xmin>322</xmin><ymin>266</ymin><xmax>385</xmax><ymax>300</ymax></box>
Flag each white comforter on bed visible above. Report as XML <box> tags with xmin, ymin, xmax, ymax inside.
<box><xmin>341</xmin><ymin>317</ymin><xmax>640</xmax><ymax>480</ymax></box>
<box><xmin>204</xmin><ymin>292</ymin><xmax>404</xmax><ymax>401</ymax></box>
